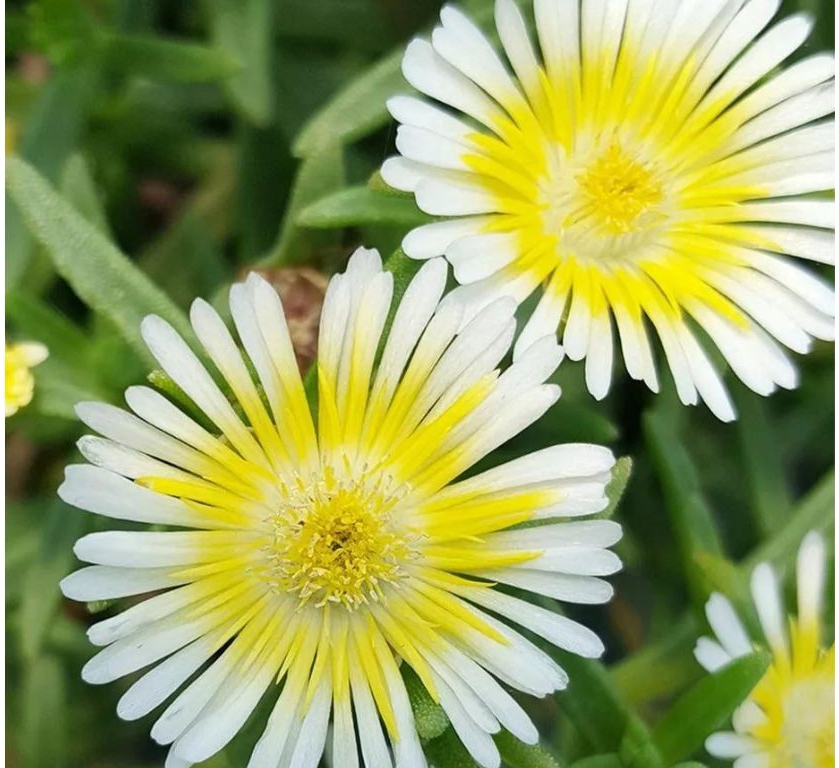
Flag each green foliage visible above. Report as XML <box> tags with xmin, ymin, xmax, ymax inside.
<box><xmin>6</xmin><ymin>157</ymin><xmax>195</xmax><ymax>367</ymax></box>
<box><xmin>298</xmin><ymin>185</ymin><xmax>432</xmax><ymax>229</ymax></box>
<box><xmin>20</xmin><ymin>653</ymin><xmax>68</xmax><ymax>768</ymax></box>
<box><xmin>263</xmin><ymin>143</ymin><xmax>345</xmax><ymax>266</ymax></box>
<box><xmin>404</xmin><ymin>666</ymin><xmax>450</xmax><ymax>742</ymax></box>
<box><xmin>20</xmin><ymin>501</ymin><xmax>86</xmax><ymax>660</ymax></box>
<box><xmin>652</xmin><ymin>651</ymin><xmax>771</xmax><ymax>765</ymax></box>
<box><xmin>207</xmin><ymin>0</ymin><xmax>275</xmax><ymax>124</ymax></box>
<box><xmin>293</xmin><ymin>47</ymin><xmax>405</xmax><ymax>157</ymax></box>
<box><xmin>100</xmin><ymin>33</ymin><xmax>241</xmax><ymax>83</ymax></box>
<box><xmin>496</xmin><ymin>732</ymin><xmax>563</xmax><ymax>768</ymax></box>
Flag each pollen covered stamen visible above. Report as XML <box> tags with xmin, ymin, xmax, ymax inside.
<box><xmin>575</xmin><ymin>141</ymin><xmax>664</xmax><ymax>235</ymax></box>
<box><xmin>269</xmin><ymin>470</ymin><xmax>413</xmax><ymax>609</ymax></box>
<box><xmin>776</xmin><ymin>673</ymin><xmax>834</xmax><ymax>768</ymax></box>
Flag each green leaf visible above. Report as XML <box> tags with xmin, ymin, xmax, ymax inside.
<box><xmin>20</xmin><ymin>654</ymin><xmax>68</xmax><ymax>768</ymax></box>
<box><xmin>495</xmin><ymin>731</ymin><xmax>563</xmax><ymax>768</ymax></box>
<box><xmin>612</xmin><ymin>614</ymin><xmax>699</xmax><ymax>707</ymax></box>
<box><xmin>262</xmin><ymin>144</ymin><xmax>346</xmax><ymax>266</ymax></box>
<box><xmin>20</xmin><ymin>501</ymin><xmax>86</xmax><ymax>659</ymax></box>
<box><xmin>423</xmin><ymin>727</ymin><xmax>480</xmax><ymax>768</ymax></box>
<box><xmin>619</xmin><ymin>715</ymin><xmax>664</xmax><ymax>768</ymax></box>
<box><xmin>291</xmin><ymin>3</ymin><xmax>496</xmax><ymax>156</ymax></box>
<box><xmin>5</xmin><ymin>291</ymin><xmax>90</xmax><ymax>369</ymax></box>
<box><xmin>140</xmin><ymin>210</ymin><xmax>228</xmax><ymax>309</ymax></box>
<box><xmin>7</xmin><ymin>66</ymin><xmax>98</xmax><ymax>288</ymax></box>
<box><xmin>275</xmin><ymin>0</ymin><xmax>395</xmax><ymax>51</ymax></box>
<box><xmin>60</xmin><ymin>153</ymin><xmax>110</xmax><ymax>235</ymax></box>
<box><xmin>207</xmin><ymin>0</ymin><xmax>275</xmax><ymax>124</ymax></box>
<box><xmin>734</xmin><ymin>389</ymin><xmax>791</xmax><ymax>536</ymax></box>
<box><xmin>102</xmin><ymin>32</ymin><xmax>241</xmax><ymax>82</ymax></box>
<box><xmin>379</xmin><ymin>248</ymin><xmax>424</xmax><ymax>339</ymax></box>
<box><xmin>298</xmin><ymin>186</ymin><xmax>433</xmax><ymax>229</ymax></box>
<box><xmin>602</xmin><ymin>457</ymin><xmax>632</xmax><ymax>519</ymax></box>
<box><xmin>652</xmin><ymin>650</ymin><xmax>771</xmax><ymax>765</ymax></box>
<box><xmin>34</xmin><ymin>372</ymin><xmax>106</xmax><ymax>420</ymax></box>
<box><xmin>551</xmin><ymin>652</ymin><xmax>633</xmax><ymax>753</ymax></box>
<box><xmin>293</xmin><ymin>47</ymin><xmax>404</xmax><ymax>156</ymax></box>
<box><xmin>694</xmin><ymin>551</ymin><xmax>752</xmax><ymax>609</ymax></box>
<box><xmin>404</xmin><ymin>666</ymin><xmax>449</xmax><ymax>742</ymax></box>
<box><xmin>568</xmin><ymin>755</ymin><xmax>622</xmax><ymax>768</ymax></box>
<box><xmin>744</xmin><ymin>471</ymin><xmax>834</xmax><ymax>571</ymax></box>
<box><xmin>148</xmin><ymin>370</ymin><xmax>218</xmax><ymax>434</ymax></box>
<box><xmin>643</xmin><ymin>406</ymin><xmax>723</xmax><ymax>602</ymax></box>
<box><xmin>6</xmin><ymin>157</ymin><xmax>195</xmax><ymax>368</ymax></box>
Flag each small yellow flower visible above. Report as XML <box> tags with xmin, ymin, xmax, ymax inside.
<box><xmin>5</xmin><ymin>341</ymin><xmax>48</xmax><ymax>417</ymax></box>
<box><xmin>696</xmin><ymin>531</ymin><xmax>834</xmax><ymax>768</ymax></box>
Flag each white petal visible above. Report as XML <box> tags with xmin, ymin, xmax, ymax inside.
<box><xmin>703</xmin><ymin>13</ymin><xmax>814</xmax><ymax>110</ymax></box>
<box><xmin>402</xmin><ymin>38</ymin><xmax>504</xmax><ymax>129</ymax></box>
<box><xmin>439</xmin><ymin>645</ymin><xmax>538</xmax><ymax>744</ymax></box>
<box><xmin>348</xmin><ymin>656</ymin><xmax>393</xmax><ymax>768</ymax></box>
<box><xmin>796</xmin><ymin>530</ymin><xmax>826</xmax><ymax>632</ymax></box>
<box><xmin>396</xmin><ymin>125</ymin><xmax>471</xmax><ymax>172</ymax></box>
<box><xmin>734</xmin><ymin>52</ymin><xmax>834</xmax><ymax>124</ymax></box>
<box><xmin>706</xmin><ymin>732</ymin><xmax>759</xmax><ymax>758</ymax></box>
<box><xmin>448</xmin><ymin>232</ymin><xmax>520</xmax><ymax>284</ymax></box>
<box><xmin>514</xmin><ymin>280</ymin><xmax>569</xmax><ymax>360</ymax></box>
<box><xmin>486</xmin><ymin>520</ymin><xmax>622</xmax><ymax>550</ymax></box>
<box><xmin>585</xmin><ymin>311</ymin><xmax>614</xmax><ymax>401</ymax></box>
<box><xmin>495</xmin><ymin>0</ymin><xmax>542</xmax><ymax>103</ymax></box>
<box><xmin>705</xmin><ymin>593</ymin><xmax>753</xmax><ymax>658</ymax></box>
<box><xmin>61</xmin><ymin>566</ymin><xmax>186</xmax><ymax>601</ymax></box>
<box><xmin>474</xmin><ymin>568</ymin><xmax>614</xmax><ymax>605</ymax></box>
<box><xmin>676</xmin><ymin>325</ymin><xmax>736</xmax><ymax>422</ymax></box>
<box><xmin>434</xmin><ymin>4</ymin><xmax>524</xmax><ymax>114</ymax></box>
<box><xmin>402</xmin><ymin>216</ymin><xmax>493</xmax><ymax>260</ymax></box>
<box><xmin>746</xmin><ymin>224</ymin><xmax>834</xmax><ymax>265</ymax></box>
<box><xmin>117</xmin><ymin>632</ymin><xmax>221</xmax><ymax>721</ymax></box>
<box><xmin>526</xmin><ymin>547</ymin><xmax>623</xmax><ymax>577</ymax></box>
<box><xmin>750</xmin><ymin>562</ymin><xmax>789</xmax><ymax>658</ymax></box>
<box><xmin>415</xmin><ymin>175</ymin><xmax>500</xmax><ymax>216</ymax></box>
<box><xmin>380</xmin><ymin>156</ymin><xmax>428</xmax><ymax>193</ymax></box>
<box><xmin>140</xmin><ymin>315</ymin><xmax>269</xmax><ymax>471</ymax></box>
<box><xmin>433</xmin><ymin>671</ymin><xmax>500</xmax><ymax>768</ymax></box>
<box><xmin>388</xmin><ymin>94</ymin><xmax>473</xmax><ymax>143</ymax></box>
<box><xmin>694</xmin><ymin>636</ymin><xmax>733</xmax><ymax>673</ymax></box>
<box><xmin>287</xmin><ymin>674</ymin><xmax>332</xmax><ymax>768</ymax></box>
<box><xmin>83</xmin><ymin>613</ymin><xmax>214</xmax><ymax>685</ymax></box>
<box><xmin>59</xmin><ymin>465</ymin><xmax>204</xmax><ymax>528</ymax></box>
<box><xmin>465</xmin><ymin>588</ymin><xmax>605</xmax><ymax>658</ymax></box>
<box><xmin>738</xmin><ymin>199</ymin><xmax>834</xmax><ymax>229</ymax></box>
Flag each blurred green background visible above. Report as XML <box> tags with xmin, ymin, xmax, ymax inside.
<box><xmin>5</xmin><ymin>0</ymin><xmax>835</xmax><ymax>766</ymax></box>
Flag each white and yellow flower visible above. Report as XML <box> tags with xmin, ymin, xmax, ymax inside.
<box><xmin>60</xmin><ymin>248</ymin><xmax>622</xmax><ymax>768</ymax></box>
<box><xmin>382</xmin><ymin>0</ymin><xmax>835</xmax><ymax>420</ymax></box>
<box><xmin>695</xmin><ymin>531</ymin><xmax>834</xmax><ymax>768</ymax></box>
<box><xmin>5</xmin><ymin>340</ymin><xmax>48</xmax><ymax>417</ymax></box>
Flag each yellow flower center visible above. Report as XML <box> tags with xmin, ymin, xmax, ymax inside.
<box><xmin>534</xmin><ymin>137</ymin><xmax>668</xmax><ymax>263</ymax></box>
<box><xmin>576</xmin><ymin>141</ymin><xmax>664</xmax><ymax>235</ymax></box>
<box><xmin>269</xmin><ymin>470</ymin><xmax>413</xmax><ymax>609</ymax></box>
<box><xmin>775</xmin><ymin>674</ymin><xmax>834</xmax><ymax>768</ymax></box>
<box><xmin>750</xmin><ymin>631</ymin><xmax>835</xmax><ymax>768</ymax></box>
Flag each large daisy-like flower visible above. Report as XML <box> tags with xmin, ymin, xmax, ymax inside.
<box><xmin>382</xmin><ymin>0</ymin><xmax>836</xmax><ymax>420</ymax></box>
<box><xmin>59</xmin><ymin>248</ymin><xmax>621</xmax><ymax>768</ymax></box>
<box><xmin>695</xmin><ymin>531</ymin><xmax>834</xmax><ymax>767</ymax></box>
